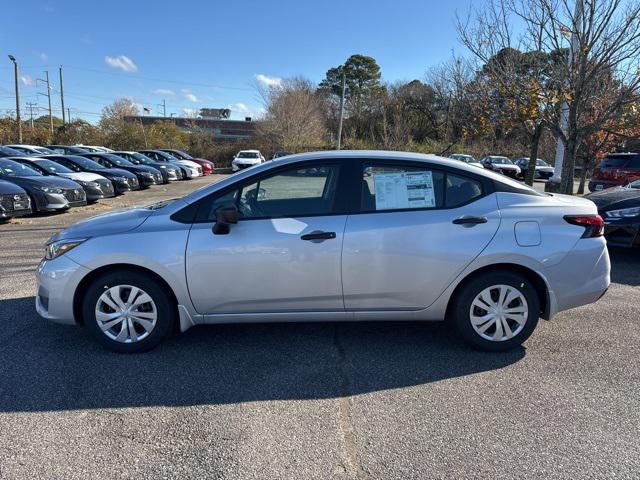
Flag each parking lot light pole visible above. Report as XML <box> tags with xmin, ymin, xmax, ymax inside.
<box><xmin>8</xmin><ymin>54</ymin><xmax>22</xmax><ymax>144</ymax></box>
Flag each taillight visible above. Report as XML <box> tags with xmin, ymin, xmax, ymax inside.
<box><xmin>564</xmin><ymin>215</ymin><xmax>605</xmax><ymax>238</ymax></box>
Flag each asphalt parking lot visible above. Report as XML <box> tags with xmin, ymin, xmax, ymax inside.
<box><xmin>0</xmin><ymin>175</ymin><xmax>639</xmax><ymax>479</ymax></box>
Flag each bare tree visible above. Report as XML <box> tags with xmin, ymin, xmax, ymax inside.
<box><xmin>459</xmin><ymin>0</ymin><xmax>640</xmax><ymax>193</ymax></box>
<box><xmin>257</xmin><ymin>77</ymin><xmax>327</xmax><ymax>151</ymax></box>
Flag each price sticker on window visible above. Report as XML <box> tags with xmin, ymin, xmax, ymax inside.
<box><xmin>373</xmin><ymin>171</ymin><xmax>435</xmax><ymax>210</ymax></box>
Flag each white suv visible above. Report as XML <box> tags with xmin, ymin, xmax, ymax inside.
<box><xmin>232</xmin><ymin>150</ymin><xmax>264</xmax><ymax>172</ymax></box>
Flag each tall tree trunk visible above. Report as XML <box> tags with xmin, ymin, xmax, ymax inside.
<box><xmin>525</xmin><ymin>123</ymin><xmax>543</xmax><ymax>186</ymax></box>
<box><xmin>577</xmin><ymin>160</ymin><xmax>589</xmax><ymax>195</ymax></box>
<box><xmin>561</xmin><ymin>137</ymin><xmax>577</xmax><ymax>195</ymax></box>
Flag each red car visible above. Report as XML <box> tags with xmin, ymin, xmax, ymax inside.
<box><xmin>159</xmin><ymin>149</ymin><xmax>215</xmax><ymax>175</ymax></box>
<box><xmin>589</xmin><ymin>153</ymin><xmax>640</xmax><ymax>192</ymax></box>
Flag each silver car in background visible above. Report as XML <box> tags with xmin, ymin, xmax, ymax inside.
<box><xmin>36</xmin><ymin>151</ymin><xmax>610</xmax><ymax>353</ymax></box>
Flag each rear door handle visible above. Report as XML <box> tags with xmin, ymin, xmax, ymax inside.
<box><xmin>452</xmin><ymin>216</ymin><xmax>488</xmax><ymax>225</ymax></box>
<box><xmin>301</xmin><ymin>231</ymin><xmax>336</xmax><ymax>241</ymax></box>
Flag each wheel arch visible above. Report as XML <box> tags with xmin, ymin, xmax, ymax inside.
<box><xmin>446</xmin><ymin>263</ymin><xmax>550</xmax><ymax>320</ymax></box>
<box><xmin>73</xmin><ymin>263</ymin><xmax>179</xmax><ymax>326</ymax></box>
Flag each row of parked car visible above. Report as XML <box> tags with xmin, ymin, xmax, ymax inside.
<box><xmin>448</xmin><ymin>154</ymin><xmax>555</xmax><ymax>180</ymax></box>
<box><xmin>0</xmin><ymin>144</ymin><xmax>216</xmax><ymax>222</ymax></box>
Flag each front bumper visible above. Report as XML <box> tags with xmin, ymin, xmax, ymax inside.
<box><xmin>35</xmin><ymin>255</ymin><xmax>91</xmax><ymax>325</ymax></box>
<box><xmin>137</xmin><ymin>173</ymin><xmax>162</xmax><ymax>188</ymax></box>
<box><xmin>84</xmin><ymin>181</ymin><xmax>116</xmax><ymax>202</ymax></box>
<box><xmin>232</xmin><ymin>162</ymin><xmax>258</xmax><ymax>172</ymax></box>
<box><xmin>33</xmin><ymin>191</ymin><xmax>70</xmax><ymax>212</ymax></box>
<box><xmin>0</xmin><ymin>193</ymin><xmax>32</xmax><ymax>218</ymax></box>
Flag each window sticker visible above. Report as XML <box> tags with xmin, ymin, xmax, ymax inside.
<box><xmin>373</xmin><ymin>171</ymin><xmax>435</xmax><ymax>210</ymax></box>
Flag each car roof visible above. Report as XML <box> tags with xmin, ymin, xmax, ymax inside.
<box><xmin>239</xmin><ymin>149</ymin><xmax>261</xmax><ymax>153</ymax></box>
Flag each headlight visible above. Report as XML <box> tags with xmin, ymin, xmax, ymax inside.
<box><xmin>113</xmin><ymin>176</ymin><xmax>127</xmax><ymax>182</ymax></box>
<box><xmin>79</xmin><ymin>181</ymin><xmax>99</xmax><ymax>188</ymax></box>
<box><xmin>36</xmin><ymin>186</ymin><xmax>64</xmax><ymax>194</ymax></box>
<box><xmin>605</xmin><ymin>207</ymin><xmax>640</xmax><ymax>218</ymax></box>
<box><xmin>159</xmin><ymin>165</ymin><xmax>167</xmax><ymax>169</ymax></box>
<box><xmin>141</xmin><ymin>172</ymin><xmax>154</xmax><ymax>177</ymax></box>
<box><xmin>45</xmin><ymin>238</ymin><xmax>87</xmax><ymax>260</ymax></box>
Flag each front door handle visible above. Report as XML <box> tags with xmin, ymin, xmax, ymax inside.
<box><xmin>301</xmin><ymin>231</ymin><xmax>336</xmax><ymax>242</ymax></box>
<box><xmin>452</xmin><ymin>216</ymin><xmax>488</xmax><ymax>225</ymax></box>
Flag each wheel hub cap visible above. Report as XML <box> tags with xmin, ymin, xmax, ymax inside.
<box><xmin>469</xmin><ymin>284</ymin><xmax>528</xmax><ymax>342</ymax></box>
<box><xmin>95</xmin><ymin>285</ymin><xmax>158</xmax><ymax>343</ymax></box>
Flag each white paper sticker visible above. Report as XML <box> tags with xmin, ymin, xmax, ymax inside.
<box><xmin>373</xmin><ymin>171</ymin><xmax>435</xmax><ymax>210</ymax></box>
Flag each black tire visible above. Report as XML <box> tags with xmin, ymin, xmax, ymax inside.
<box><xmin>82</xmin><ymin>270</ymin><xmax>176</xmax><ymax>353</ymax></box>
<box><xmin>452</xmin><ymin>271</ymin><xmax>540</xmax><ymax>352</ymax></box>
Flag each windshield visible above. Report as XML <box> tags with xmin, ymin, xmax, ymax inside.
<box><xmin>0</xmin><ymin>159</ymin><xmax>43</xmax><ymax>177</ymax></box>
<box><xmin>456</xmin><ymin>155</ymin><xmax>477</xmax><ymax>163</ymax></box>
<box><xmin>153</xmin><ymin>151</ymin><xmax>179</xmax><ymax>161</ymax></box>
<box><xmin>166</xmin><ymin>150</ymin><xmax>192</xmax><ymax>160</ymax></box>
<box><xmin>103</xmin><ymin>154</ymin><xmax>134</xmax><ymax>167</ymax></box>
<box><xmin>238</xmin><ymin>152</ymin><xmax>259</xmax><ymax>159</ymax></box>
<box><xmin>490</xmin><ymin>157</ymin><xmax>513</xmax><ymax>164</ymax></box>
<box><xmin>0</xmin><ymin>146</ymin><xmax>23</xmax><ymax>156</ymax></box>
<box><xmin>35</xmin><ymin>147</ymin><xmax>54</xmax><ymax>154</ymax></box>
<box><xmin>33</xmin><ymin>160</ymin><xmax>74</xmax><ymax>174</ymax></box>
<box><xmin>536</xmin><ymin>159</ymin><xmax>549</xmax><ymax>166</ymax></box>
<box><xmin>69</xmin><ymin>156</ymin><xmax>105</xmax><ymax>170</ymax></box>
<box><xmin>628</xmin><ymin>179</ymin><xmax>640</xmax><ymax>189</ymax></box>
<box><xmin>599</xmin><ymin>155</ymin><xmax>637</xmax><ymax>168</ymax></box>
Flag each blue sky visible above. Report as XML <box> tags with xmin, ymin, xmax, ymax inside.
<box><xmin>0</xmin><ymin>0</ymin><xmax>475</xmax><ymax>122</ymax></box>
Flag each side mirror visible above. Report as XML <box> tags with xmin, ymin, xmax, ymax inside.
<box><xmin>213</xmin><ymin>204</ymin><xmax>239</xmax><ymax>235</ymax></box>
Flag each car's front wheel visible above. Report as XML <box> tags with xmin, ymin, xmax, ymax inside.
<box><xmin>82</xmin><ymin>270</ymin><xmax>176</xmax><ymax>353</ymax></box>
<box><xmin>452</xmin><ymin>272</ymin><xmax>540</xmax><ymax>352</ymax></box>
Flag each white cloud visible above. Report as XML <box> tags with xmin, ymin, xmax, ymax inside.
<box><xmin>38</xmin><ymin>52</ymin><xmax>48</xmax><ymax>62</ymax></box>
<box><xmin>153</xmin><ymin>88</ymin><xmax>175</xmax><ymax>96</ymax></box>
<box><xmin>255</xmin><ymin>74</ymin><xmax>282</xmax><ymax>88</ymax></box>
<box><xmin>184</xmin><ymin>93</ymin><xmax>198</xmax><ymax>102</ymax></box>
<box><xmin>20</xmin><ymin>75</ymin><xmax>35</xmax><ymax>86</ymax></box>
<box><xmin>105</xmin><ymin>55</ymin><xmax>138</xmax><ymax>73</ymax></box>
<box><xmin>229</xmin><ymin>103</ymin><xmax>250</xmax><ymax>113</ymax></box>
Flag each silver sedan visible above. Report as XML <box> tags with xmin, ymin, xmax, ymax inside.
<box><xmin>35</xmin><ymin>151</ymin><xmax>610</xmax><ymax>353</ymax></box>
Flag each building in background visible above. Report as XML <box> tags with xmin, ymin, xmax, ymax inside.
<box><xmin>124</xmin><ymin>108</ymin><xmax>257</xmax><ymax>141</ymax></box>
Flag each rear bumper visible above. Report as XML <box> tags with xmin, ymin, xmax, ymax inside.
<box><xmin>589</xmin><ymin>180</ymin><xmax>623</xmax><ymax>192</ymax></box>
<box><xmin>542</xmin><ymin>237</ymin><xmax>611</xmax><ymax>317</ymax></box>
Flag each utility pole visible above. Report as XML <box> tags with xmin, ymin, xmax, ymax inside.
<box><xmin>336</xmin><ymin>72</ymin><xmax>346</xmax><ymax>150</ymax></box>
<box><xmin>26</xmin><ymin>101</ymin><xmax>37</xmax><ymax>128</ymax></box>
<box><xmin>67</xmin><ymin>107</ymin><xmax>71</xmax><ymax>122</ymax></box>
<box><xmin>59</xmin><ymin>66</ymin><xmax>66</xmax><ymax>125</ymax></box>
<box><xmin>158</xmin><ymin>99</ymin><xmax>166</xmax><ymax>117</ymax></box>
<box><xmin>548</xmin><ymin>0</ymin><xmax>583</xmax><ymax>193</ymax></box>
<box><xmin>8</xmin><ymin>55</ymin><xmax>22</xmax><ymax>143</ymax></box>
<box><xmin>37</xmin><ymin>71</ymin><xmax>54</xmax><ymax>134</ymax></box>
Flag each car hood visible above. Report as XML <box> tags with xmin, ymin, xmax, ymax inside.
<box><xmin>58</xmin><ymin>172</ymin><xmax>106</xmax><ymax>182</ymax></box>
<box><xmin>50</xmin><ymin>206</ymin><xmax>154</xmax><ymax>242</ymax></box>
<box><xmin>118</xmin><ymin>164</ymin><xmax>159</xmax><ymax>174</ymax></box>
<box><xmin>585</xmin><ymin>186</ymin><xmax>640</xmax><ymax>211</ymax></box>
<box><xmin>1</xmin><ymin>175</ymin><xmax>80</xmax><ymax>190</ymax></box>
<box><xmin>0</xmin><ymin>179</ymin><xmax>27</xmax><ymax>195</ymax></box>
<box><xmin>535</xmin><ymin>166</ymin><xmax>554</xmax><ymax>172</ymax></box>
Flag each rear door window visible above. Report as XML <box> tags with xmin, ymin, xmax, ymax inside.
<box><xmin>361</xmin><ymin>165</ymin><xmax>445</xmax><ymax>211</ymax></box>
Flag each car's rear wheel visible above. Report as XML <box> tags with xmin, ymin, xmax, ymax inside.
<box><xmin>452</xmin><ymin>272</ymin><xmax>540</xmax><ymax>352</ymax></box>
<box><xmin>82</xmin><ymin>270</ymin><xmax>176</xmax><ymax>353</ymax></box>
